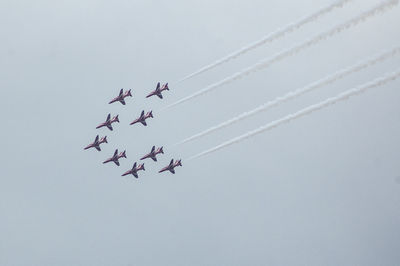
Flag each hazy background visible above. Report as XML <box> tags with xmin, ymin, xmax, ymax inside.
<box><xmin>1</xmin><ymin>0</ymin><xmax>399</xmax><ymax>265</ymax></box>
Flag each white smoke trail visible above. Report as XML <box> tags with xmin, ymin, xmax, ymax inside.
<box><xmin>178</xmin><ymin>0</ymin><xmax>352</xmax><ymax>83</ymax></box>
<box><xmin>187</xmin><ymin>68</ymin><xmax>400</xmax><ymax>161</ymax></box>
<box><xmin>167</xmin><ymin>0</ymin><xmax>398</xmax><ymax>110</ymax></box>
<box><xmin>177</xmin><ymin>46</ymin><xmax>400</xmax><ymax>145</ymax></box>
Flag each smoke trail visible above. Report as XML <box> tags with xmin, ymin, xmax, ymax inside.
<box><xmin>187</xmin><ymin>68</ymin><xmax>400</xmax><ymax>161</ymax></box>
<box><xmin>177</xmin><ymin>47</ymin><xmax>400</xmax><ymax>145</ymax></box>
<box><xmin>167</xmin><ymin>0</ymin><xmax>398</xmax><ymax>109</ymax></box>
<box><xmin>178</xmin><ymin>0</ymin><xmax>352</xmax><ymax>82</ymax></box>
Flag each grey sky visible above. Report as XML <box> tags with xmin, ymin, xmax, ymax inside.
<box><xmin>1</xmin><ymin>0</ymin><xmax>399</xmax><ymax>265</ymax></box>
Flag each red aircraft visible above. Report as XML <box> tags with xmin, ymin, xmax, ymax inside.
<box><xmin>146</xmin><ymin>82</ymin><xmax>169</xmax><ymax>99</ymax></box>
<box><xmin>103</xmin><ymin>149</ymin><xmax>127</xmax><ymax>166</ymax></box>
<box><xmin>84</xmin><ymin>135</ymin><xmax>108</xmax><ymax>151</ymax></box>
<box><xmin>159</xmin><ymin>159</ymin><xmax>182</xmax><ymax>174</ymax></box>
<box><xmin>130</xmin><ymin>110</ymin><xmax>153</xmax><ymax>126</ymax></box>
<box><xmin>96</xmin><ymin>113</ymin><xmax>119</xmax><ymax>131</ymax></box>
<box><xmin>122</xmin><ymin>162</ymin><xmax>145</xmax><ymax>178</ymax></box>
<box><xmin>140</xmin><ymin>146</ymin><xmax>164</xmax><ymax>162</ymax></box>
<box><xmin>109</xmin><ymin>89</ymin><xmax>132</xmax><ymax>105</ymax></box>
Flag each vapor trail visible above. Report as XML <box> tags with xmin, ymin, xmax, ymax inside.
<box><xmin>178</xmin><ymin>0</ymin><xmax>352</xmax><ymax>82</ymax></box>
<box><xmin>187</xmin><ymin>68</ymin><xmax>400</xmax><ymax>161</ymax></box>
<box><xmin>177</xmin><ymin>47</ymin><xmax>400</xmax><ymax>145</ymax></box>
<box><xmin>167</xmin><ymin>0</ymin><xmax>398</xmax><ymax>110</ymax></box>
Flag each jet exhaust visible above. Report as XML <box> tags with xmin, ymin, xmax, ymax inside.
<box><xmin>187</xmin><ymin>68</ymin><xmax>400</xmax><ymax>161</ymax></box>
<box><xmin>177</xmin><ymin>46</ymin><xmax>400</xmax><ymax>145</ymax></box>
<box><xmin>178</xmin><ymin>0</ymin><xmax>352</xmax><ymax>83</ymax></box>
<box><xmin>167</xmin><ymin>0</ymin><xmax>398</xmax><ymax>109</ymax></box>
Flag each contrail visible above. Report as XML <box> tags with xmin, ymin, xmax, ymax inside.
<box><xmin>178</xmin><ymin>0</ymin><xmax>352</xmax><ymax>83</ymax></box>
<box><xmin>167</xmin><ymin>0</ymin><xmax>398</xmax><ymax>109</ymax></box>
<box><xmin>177</xmin><ymin>47</ymin><xmax>400</xmax><ymax>145</ymax></box>
<box><xmin>187</xmin><ymin>68</ymin><xmax>400</xmax><ymax>161</ymax></box>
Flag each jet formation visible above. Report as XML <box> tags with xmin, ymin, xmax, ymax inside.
<box><xmin>84</xmin><ymin>84</ymin><xmax>183</xmax><ymax>179</ymax></box>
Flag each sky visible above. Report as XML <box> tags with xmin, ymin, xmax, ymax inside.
<box><xmin>1</xmin><ymin>0</ymin><xmax>399</xmax><ymax>265</ymax></box>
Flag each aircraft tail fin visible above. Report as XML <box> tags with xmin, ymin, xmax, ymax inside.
<box><xmin>127</xmin><ymin>89</ymin><xmax>132</xmax><ymax>97</ymax></box>
<box><xmin>115</xmin><ymin>115</ymin><xmax>120</xmax><ymax>123</ymax></box>
<box><xmin>121</xmin><ymin>150</ymin><xmax>126</xmax><ymax>158</ymax></box>
<box><xmin>165</xmin><ymin>83</ymin><xmax>169</xmax><ymax>90</ymax></box>
<box><xmin>142</xmin><ymin>164</ymin><xmax>145</xmax><ymax>171</ymax></box>
<box><xmin>159</xmin><ymin>146</ymin><xmax>164</xmax><ymax>154</ymax></box>
<box><xmin>148</xmin><ymin>111</ymin><xmax>153</xmax><ymax>118</ymax></box>
<box><xmin>103</xmin><ymin>136</ymin><xmax>108</xmax><ymax>143</ymax></box>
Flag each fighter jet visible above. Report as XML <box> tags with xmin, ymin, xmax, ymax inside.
<box><xmin>84</xmin><ymin>135</ymin><xmax>108</xmax><ymax>151</ymax></box>
<box><xmin>159</xmin><ymin>159</ymin><xmax>182</xmax><ymax>174</ymax></box>
<box><xmin>140</xmin><ymin>146</ymin><xmax>164</xmax><ymax>162</ymax></box>
<box><xmin>96</xmin><ymin>113</ymin><xmax>119</xmax><ymax>131</ymax></box>
<box><xmin>103</xmin><ymin>149</ymin><xmax>127</xmax><ymax>166</ymax></box>
<box><xmin>130</xmin><ymin>110</ymin><xmax>153</xmax><ymax>126</ymax></box>
<box><xmin>121</xmin><ymin>162</ymin><xmax>145</xmax><ymax>178</ymax></box>
<box><xmin>109</xmin><ymin>89</ymin><xmax>133</xmax><ymax>105</ymax></box>
<box><xmin>146</xmin><ymin>82</ymin><xmax>169</xmax><ymax>99</ymax></box>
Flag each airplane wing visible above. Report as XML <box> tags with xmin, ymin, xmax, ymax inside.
<box><xmin>140</xmin><ymin>110</ymin><xmax>145</xmax><ymax>117</ymax></box>
<box><xmin>119</xmin><ymin>88</ymin><xmax>123</xmax><ymax>95</ymax></box>
<box><xmin>95</xmin><ymin>146</ymin><xmax>101</xmax><ymax>151</ymax></box>
<box><xmin>106</xmin><ymin>113</ymin><xmax>111</xmax><ymax>121</ymax></box>
<box><xmin>151</xmin><ymin>146</ymin><xmax>155</xmax><ymax>152</ymax></box>
<box><xmin>169</xmin><ymin>159</ymin><xmax>174</xmax><ymax>166</ymax></box>
<box><xmin>151</xmin><ymin>156</ymin><xmax>157</xmax><ymax>162</ymax></box>
<box><xmin>156</xmin><ymin>93</ymin><xmax>163</xmax><ymax>99</ymax></box>
<box><xmin>133</xmin><ymin>172</ymin><xmax>138</xmax><ymax>178</ymax></box>
<box><xmin>107</xmin><ymin>124</ymin><xmax>113</xmax><ymax>131</ymax></box>
<box><xmin>114</xmin><ymin>160</ymin><xmax>120</xmax><ymax>166</ymax></box>
<box><xmin>95</xmin><ymin>135</ymin><xmax>99</xmax><ymax>142</ymax></box>
<box><xmin>141</xmin><ymin>120</ymin><xmax>147</xmax><ymax>126</ymax></box>
<box><xmin>120</xmin><ymin>99</ymin><xmax>126</xmax><ymax>105</ymax></box>
<box><xmin>169</xmin><ymin>168</ymin><xmax>175</xmax><ymax>174</ymax></box>
<box><xmin>113</xmin><ymin>149</ymin><xmax>118</xmax><ymax>157</ymax></box>
<box><xmin>156</xmin><ymin>82</ymin><xmax>160</xmax><ymax>90</ymax></box>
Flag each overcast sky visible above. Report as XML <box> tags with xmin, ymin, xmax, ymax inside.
<box><xmin>1</xmin><ymin>0</ymin><xmax>399</xmax><ymax>265</ymax></box>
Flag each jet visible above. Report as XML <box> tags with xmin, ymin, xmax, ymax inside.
<box><xmin>146</xmin><ymin>82</ymin><xmax>169</xmax><ymax>99</ymax></box>
<box><xmin>130</xmin><ymin>110</ymin><xmax>153</xmax><ymax>126</ymax></box>
<box><xmin>109</xmin><ymin>89</ymin><xmax>133</xmax><ymax>105</ymax></box>
<box><xmin>122</xmin><ymin>162</ymin><xmax>145</xmax><ymax>178</ymax></box>
<box><xmin>159</xmin><ymin>159</ymin><xmax>182</xmax><ymax>174</ymax></box>
<box><xmin>96</xmin><ymin>113</ymin><xmax>119</xmax><ymax>131</ymax></box>
<box><xmin>103</xmin><ymin>149</ymin><xmax>127</xmax><ymax>166</ymax></box>
<box><xmin>84</xmin><ymin>135</ymin><xmax>108</xmax><ymax>151</ymax></box>
<box><xmin>140</xmin><ymin>146</ymin><xmax>164</xmax><ymax>161</ymax></box>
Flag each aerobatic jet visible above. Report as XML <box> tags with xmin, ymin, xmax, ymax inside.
<box><xmin>96</xmin><ymin>113</ymin><xmax>119</xmax><ymax>131</ymax></box>
<box><xmin>103</xmin><ymin>149</ymin><xmax>127</xmax><ymax>166</ymax></box>
<box><xmin>130</xmin><ymin>110</ymin><xmax>153</xmax><ymax>126</ymax></box>
<box><xmin>146</xmin><ymin>82</ymin><xmax>169</xmax><ymax>99</ymax></box>
<box><xmin>109</xmin><ymin>89</ymin><xmax>132</xmax><ymax>105</ymax></box>
<box><xmin>84</xmin><ymin>135</ymin><xmax>108</xmax><ymax>151</ymax></box>
<box><xmin>121</xmin><ymin>162</ymin><xmax>145</xmax><ymax>178</ymax></box>
<box><xmin>159</xmin><ymin>159</ymin><xmax>182</xmax><ymax>174</ymax></box>
<box><xmin>140</xmin><ymin>146</ymin><xmax>164</xmax><ymax>161</ymax></box>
